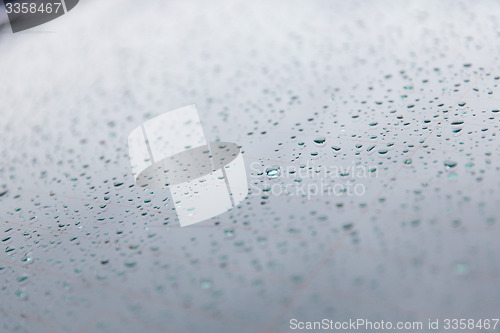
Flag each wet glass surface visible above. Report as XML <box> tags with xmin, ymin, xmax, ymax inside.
<box><xmin>0</xmin><ymin>0</ymin><xmax>500</xmax><ymax>332</ymax></box>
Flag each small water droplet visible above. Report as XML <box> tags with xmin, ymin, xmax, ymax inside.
<box><xmin>454</xmin><ymin>263</ymin><xmax>470</xmax><ymax>276</ymax></box>
<box><xmin>21</xmin><ymin>253</ymin><xmax>33</xmax><ymax>265</ymax></box>
<box><xmin>444</xmin><ymin>160</ymin><xmax>457</xmax><ymax>168</ymax></box>
<box><xmin>200</xmin><ymin>280</ymin><xmax>212</xmax><ymax>290</ymax></box>
<box><xmin>15</xmin><ymin>289</ymin><xmax>27</xmax><ymax>300</ymax></box>
<box><xmin>16</xmin><ymin>275</ymin><xmax>29</xmax><ymax>283</ymax></box>
<box><xmin>265</xmin><ymin>166</ymin><xmax>281</xmax><ymax>179</ymax></box>
<box><xmin>124</xmin><ymin>262</ymin><xmax>136</xmax><ymax>268</ymax></box>
<box><xmin>313</xmin><ymin>137</ymin><xmax>326</xmax><ymax>147</ymax></box>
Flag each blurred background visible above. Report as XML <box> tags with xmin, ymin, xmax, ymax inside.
<box><xmin>0</xmin><ymin>0</ymin><xmax>500</xmax><ymax>332</ymax></box>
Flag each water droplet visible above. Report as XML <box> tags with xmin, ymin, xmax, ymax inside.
<box><xmin>200</xmin><ymin>279</ymin><xmax>212</xmax><ymax>289</ymax></box>
<box><xmin>313</xmin><ymin>137</ymin><xmax>326</xmax><ymax>146</ymax></box>
<box><xmin>16</xmin><ymin>275</ymin><xmax>29</xmax><ymax>283</ymax></box>
<box><xmin>124</xmin><ymin>262</ymin><xmax>136</xmax><ymax>268</ymax></box>
<box><xmin>15</xmin><ymin>289</ymin><xmax>27</xmax><ymax>300</ymax></box>
<box><xmin>454</xmin><ymin>263</ymin><xmax>470</xmax><ymax>276</ymax></box>
<box><xmin>265</xmin><ymin>166</ymin><xmax>281</xmax><ymax>179</ymax></box>
<box><xmin>444</xmin><ymin>160</ymin><xmax>457</xmax><ymax>168</ymax></box>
